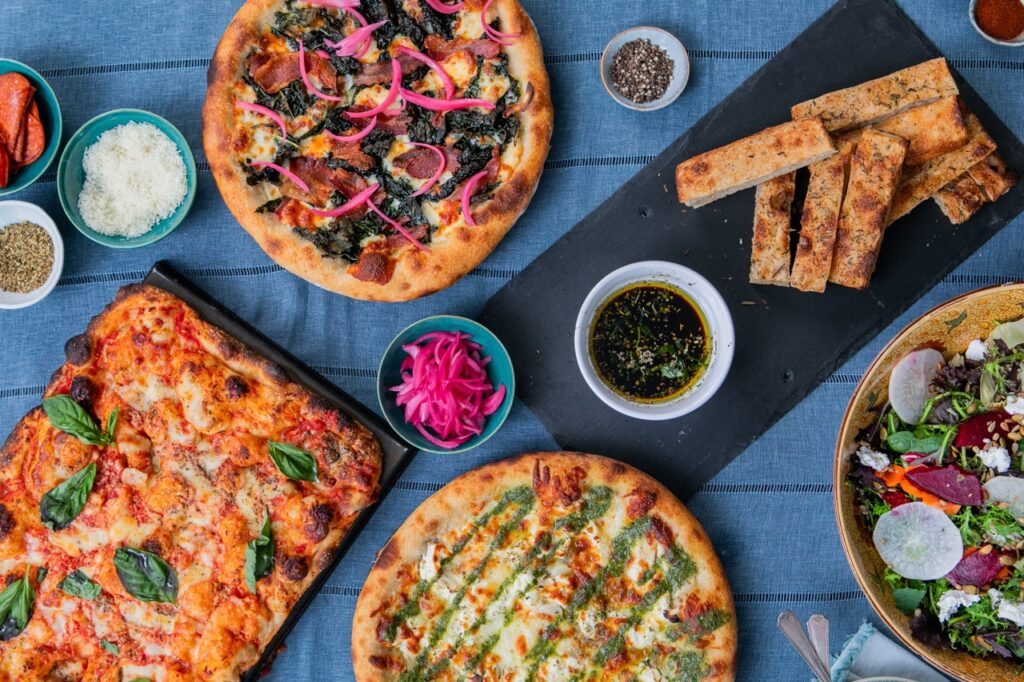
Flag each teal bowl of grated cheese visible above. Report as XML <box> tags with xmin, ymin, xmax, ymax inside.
<box><xmin>56</xmin><ymin>109</ymin><xmax>196</xmax><ymax>249</ymax></box>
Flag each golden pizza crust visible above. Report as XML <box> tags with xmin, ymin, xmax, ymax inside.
<box><xmin>203</xmin><ymin>0</ymin><xmax>553</xmax><ymax>302</ymax></box>
<box><xmin>351</xmin><ymin>451</ymin><xmax>737</xmax><ymax>682</ymax></box>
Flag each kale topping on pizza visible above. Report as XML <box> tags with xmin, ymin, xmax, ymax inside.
<box><xmin>230</xmin><ymin>0</ymin><xmax>531</xmax><ymax>281</ymax></box>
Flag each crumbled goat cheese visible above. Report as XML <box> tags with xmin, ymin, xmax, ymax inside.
<box><xmin>1006</xmin><ymin>394</ymin><xmax>1024</xmax><ymax>416</ymax></box>
<box><xmin>856</xmin><ymin>445</ymin><xmax>890</xmax><ymax>472</ymax></box>
<box><xmin>937</xmin><ymin>590</ymin><xmax>980</xmax><ymax>623</ymax></box>
<box><xmin>989</xmin><ymin>589</ymin><xmax>1003</xmax><ymax>609</ymax></box>
<box><xmin>979</xmin><ymin>444</ymin><xmax>1012</xmax><ymax>473</ymax></box>
<box><xmin>999</xmin><ymin>599</ymin><xmax>1024</xmax><ymax>628</ymax></box>
<box><xmin>965</xmin><ymin>339</ymin><xmax>988</xmax><ymax>363</ymax></box>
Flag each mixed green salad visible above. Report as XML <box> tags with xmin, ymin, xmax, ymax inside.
<box><xmin>851</xmin><ymin>316</ymin><xmax>1024</xmax><ymax>660</ymax></box>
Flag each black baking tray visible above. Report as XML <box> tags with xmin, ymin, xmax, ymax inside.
<box><xmin>480</xmin><ymin>0</ymin><xmax>1024</xmax><ymax>499</ymax></box>
<box><xmin>142</xmin><ymin>261</ymin><xmax>416</xmax><ymax>681</ymax></box>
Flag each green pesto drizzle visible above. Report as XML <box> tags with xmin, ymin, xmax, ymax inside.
<box><xmin>524</xmin><ymin>516</ymin><xmax>655</xmax><ymax>681</ymax></box>
<box><xmin>453</xmin><ymin>486</ymin><xmax>615</xmax><ymax>679</ymax></box>
<box><xmin>384</xmin><ymin>485</ymin><xmax>534</xmax><ymax>642</ymax></box>
<box><xmin>399</xmin><ymin>489</ymin><xmax>536</xmax><ymax>682</ymax></box>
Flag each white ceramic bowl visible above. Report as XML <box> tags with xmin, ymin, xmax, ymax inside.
<box><xmin>600</xmin><ymin>26</ymin><xmax>690</xmax><ymax>111</ymax></box>
<box><xmin>968</xmin><ymin>0</ymin><xmax>1024</xmax><ymax>46</ymax></box>
<box><xmin>0</xmin><ymin>201</ymin><xmax>64</xmax><ymax>310</ymax></box>
<box><xmin>574</xmin><ymin>261</ymin><xmax>734</xmax><ymax>420</ymax></box>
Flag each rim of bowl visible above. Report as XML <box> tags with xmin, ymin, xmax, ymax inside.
<box><xmin>0</xmin><ymin>200</ymin><xmax>65</xmax><ymax>309</ymax></box>
<box><xmin>0</xmin><ymin>59</ymin><xmax>63</xmax><ymax>197</ymax></box>
<box><xmin>599</xmin><ymin>26</ymin><xmax>690</xmax><ymax>112</ymax></box>
<box><xmin>57</xmin><ymin>108</ymin><xmax>197</xmax><ymax>249</ymax></box>
<box><xmin>377</xmin><ymin>314</ymin><xmax>516</xmax><ymax>455</ymax></box>
<box><xmin>968</xmin><ymin>0</ymin><xmax>1024</xmax><ymax>46</ymax></box>
<box><xmin>573</xmin><ymin>261</ymin><xmax>734</xmax><ymax>421</ymax></box>
<box><xmin>833</xmin><ymin>281</ymin><xmax>1024</xmax><ymax>681</ymax></box>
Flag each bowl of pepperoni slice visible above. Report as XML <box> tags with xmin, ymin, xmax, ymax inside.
<box><xmin>0</xmin><ymin>59</ymin><xmax>62</xmax><ymax>197</ymax></box>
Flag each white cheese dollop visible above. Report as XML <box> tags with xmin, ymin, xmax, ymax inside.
<box><xmin>999</xmin><ymin>599</ymin><xmax>1024</xmax><ymax>628</ymax></box>
<box><xmin>965</xmin><ymin>339</ymin><xmax>988</xmax><ymax>363</ymax></box>
<box><xmin>856</xmin><ymin>445</ymin><xmax>890</xmax><ymax>472</ymax></box>
<box><xmin>418</xmin><ymin>542</ymin><xmax>439</xmax><ymax>582</ymax></box>
<box><xmin>979</xmin><ymin>444</ymin><xmax>1012</xmax><ymax>473</ymax></box>
<box><xmin>989</xmin><ymin>589</ymin><xmax>1003</xmax><ymax>609</ymax></box>
<box><xmin>937</xmin><ymin>589</ymin><xmax>980</xmax><ymax>623</ymax></box>
<box><xmin>1006</xmin><ymin>394</ymin><xmax>1024</xmax><ymax>416</ymax></box>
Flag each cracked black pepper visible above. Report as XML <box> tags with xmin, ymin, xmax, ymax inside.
<box><xmin>0</xmin><ymin>221</ymin><xmax>54</xmax><ymax>293</ymax></box>
<box><xmin>610</xmin><ymin>39</ymin><xmax>674</xmax><ymax>104</ymax></box>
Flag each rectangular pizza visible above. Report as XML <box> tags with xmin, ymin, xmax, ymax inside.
<box><xmin>750</xmin><ymin>172</ymin><xmax>796</xmax><ymax>286</ymax></box>
<box><xmin>790</xmin><ymin>153</ymin><xmax>847</xmax><ymax>293</ymax></box>
<box><xmin>829</xmin><ymin>129</ymin><xmax>908</xmax><ymax>290</ymax></box>
<box><xmin>887</xmin><ymin>109</ymin><xmax>997</xmax><ymax>225</ymax></box>
<box><xmin>0</xmin><ymin>284</ymin><xmax>382</xmax><ymax>681</ymax></box>
<box><xmin>790</xmin><ymin>58</ymin><xmax>959</xmax><ymax>132</ymax></box>
<box><xmin>675</xmin><ymin>117</ymin><xmax>835</xmax><ymax>208</ymax></box>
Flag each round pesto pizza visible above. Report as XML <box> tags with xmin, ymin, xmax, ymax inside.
<box><xmin>352</xmin><ymin>452</ymin><xmax>737</xmax><ymax>681</ymax></box>
<box><xmin>203</xmin><ymin>0</ymin><xmax>552</xmax><ymax>301</ymax></box>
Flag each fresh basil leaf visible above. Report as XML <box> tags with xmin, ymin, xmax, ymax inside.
<box><xmin>105</xmin><ymin>407</ymin><xmax>119</xmax><ymax>443</ymax></box>
<box><xmin>0</xmin><ymin>568</ymin><xmax>36</xmax><ymax>641</ymax></box>
<box><xmin>113</xmin><ymin>548</ymin><xmax>178</xmax><ymax>604</ymax></box>
<box><xmin>268</xmin><ymin>441</ymin><xmax>318</xmax><ymax>482</ymax></box>
<box><xmin>886</xmin><ymin>431</ymin><xmax>945</xmax><ymax>454</ymax></box>
<box><xmin>58</xmin><ymin>570</ymin><xmax>101</xmax><ymax>600</ymax></box>
<box><xmin>100</xmin><ymin>639</ymin><xmax>119</xmax><ymax>655</ymax></box>
<box><xmin>42</xmin><ymin>395</ymin><xmax>115</xmax><ymax>446</ymax></box>
<box><xmin>893</xmin><ymin>587</ymin><xmax>926</xmax><ymax>614</ymax></box>
<box><xmin>40</xmin><ymin>462</ymin><xmax>97</xmax><ymax>531</ymax></box>
<box><xmin>245</xmin><ymin>510</ymin><xmax>275</xmax><ymax>593</ymax></box>
<box><xmin>35</xmin><ymin>568</ymin><xmax>47</xmax><ymax>586</ymax></box>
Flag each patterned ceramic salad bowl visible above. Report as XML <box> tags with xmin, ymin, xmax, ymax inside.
<box><xmin>835</xmin><ymin>282</ymin><xmax>1024</xmax><ymax>682</ymax></box>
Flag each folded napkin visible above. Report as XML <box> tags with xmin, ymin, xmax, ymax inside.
<box><xmin>830</xmin><ymin>622</ymin><xmax>951</xmax><ymax>682</ymax></box>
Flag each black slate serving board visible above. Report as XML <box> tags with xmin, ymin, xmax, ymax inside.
<box><xmin>480</xmin><ymin>0</ymin><xmax>1024</xmax><ymax>499</ymax></box>
<box><xmin>143</xmin><ymin>262</ymin><xmax>417</xmax><ymax>681</ymax></box>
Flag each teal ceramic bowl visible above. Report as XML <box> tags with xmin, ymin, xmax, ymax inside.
<box><xmin>378</xmin><ymin>316</ymin><xmax>515</xmax><ymax>454</ymax></box>
<box><xmin>56</xmin><ymin>109</ymin><xmax>196</xmax><ymax>248</ymax></box>
<box><xmin>0</xmin><ymin>59</ymin><xmax>62</xmax><ymax>197</ymax></box>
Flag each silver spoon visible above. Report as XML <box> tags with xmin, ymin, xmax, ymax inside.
<box><xmin>807</xmin><ymin>613</ymin><xmax>830</xmax><ymax>673</ymax></box>
<box><xmin>777</xmin><ymin>611</ymin><xmax>831</xmax><ymax>682</ymax></box>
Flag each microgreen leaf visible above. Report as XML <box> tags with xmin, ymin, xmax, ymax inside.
<box><xmin>893</xmin><ymin>587</ymin><xmax>926</xmax><ymax>614</ymax></box>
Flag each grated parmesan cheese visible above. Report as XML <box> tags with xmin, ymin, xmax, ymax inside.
<box><xmin>78</xmin><ymin>122</ymin><xmax>187</xmax><ymax>237</ymax></box>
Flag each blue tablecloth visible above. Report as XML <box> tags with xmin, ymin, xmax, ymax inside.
<box><xmin>2</xmin><ymin>1</ymin><xmax>1022</xmax><ymax>679</ymax></box>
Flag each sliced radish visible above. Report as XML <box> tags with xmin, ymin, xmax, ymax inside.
<box><xmin>872</xmin><ymin>502</ymin><xmax>963</xmax><ymax>580</ymax></box>
<box><xmin>983</xmin><ymin>476</ymin><xmax>1024</xmax><ymax>517</ymax></box>
<box><xmin>989</xmin><ymin>318</ymin><xmax>1024</xmax><ymax>350</ymax></box>
<box><xmin>888</xmin><ymin>348</ymin><xmax>945</xmax><ymax>424</ymax></box>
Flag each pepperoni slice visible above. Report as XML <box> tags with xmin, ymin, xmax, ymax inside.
<box><xmin>21</xmin><ymin>100</ymin><xmax>45</xmax><ymax>166</ymax></box>
<box><xmin>0</xmin><ymin>73</ymin><xmax>34</xmax><ymax>161</ymax></box>
<box><xmin>0</xmin><ymin>144</ymin><xmax>9</xmax><ymax>188</ymax></box>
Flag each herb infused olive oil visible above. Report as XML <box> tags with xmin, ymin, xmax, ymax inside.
<box><xmin>589</xmin><ymin>282</ymin><xmax>709</xmax><ymax>403</ymax></box>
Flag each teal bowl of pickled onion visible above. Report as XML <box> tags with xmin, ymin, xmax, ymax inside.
<box><xmin>377</xmin><ymin>316</ymin><xmax>515</xmax><ymax>455</ymax></box>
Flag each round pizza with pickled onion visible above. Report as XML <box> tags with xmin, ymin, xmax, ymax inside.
<box><xmin>352</xmin><ymin>452</ymin><xmax>737</xmax><ymax>681</ymax></box>
<box><xmin>203</xmin><ymin>0</ymin><xmax>552</xmax><ymax>301</ymax></box>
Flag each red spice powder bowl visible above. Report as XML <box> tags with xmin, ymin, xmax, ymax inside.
<box><xmin>969</xmin><ymin>0</ymin><xmax>1024</xmax><ymax>47</ymax></box>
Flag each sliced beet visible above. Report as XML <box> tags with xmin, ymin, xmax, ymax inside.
<box><xmin>881</xmin><ymin>489</ymin><xmax>912</xmax><ymax>508</ymax></box>
<box><xmin>954</xmin><ymin>410</ymin><xmax>1011</xmax><ymax>449</ymax></box>
<box><xmin>904</xmin><ymin>465</ymin><xmax>983</xmax><ymax>506</ymax></box>
<box><xmin>946</xmin><ymin>550</ymin><xmax>1004</xmax><ymax>587</ymax></box>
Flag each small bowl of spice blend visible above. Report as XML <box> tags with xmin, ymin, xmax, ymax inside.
<box><xmin>601</xmin><ymin>27</ymin><xmax>689</xmax><ymax>111</ymax></box>
<box><xmin>970</xmin><ymin>0</ymin><xmax>1024</xmax><ymax>46</ymax></box>
<box><xmin>0</xmin><ymin>200</ymin><xmax>63</xmax><ymax>310</ymax></box>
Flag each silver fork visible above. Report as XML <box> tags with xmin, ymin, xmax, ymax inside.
<box><xmin>777</xmin><ymin>611</ymin><xmax>831</xmax><ymax>682</ymax></box>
